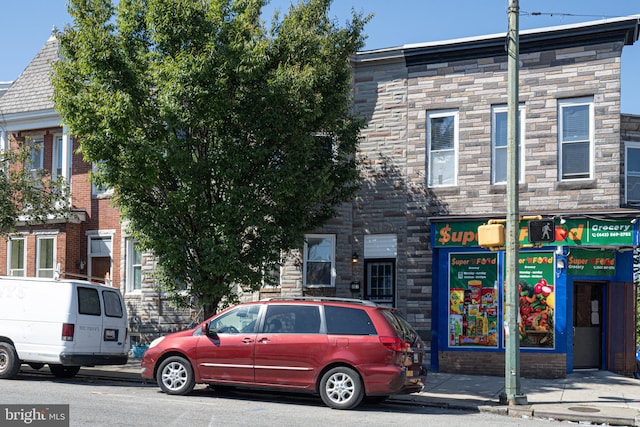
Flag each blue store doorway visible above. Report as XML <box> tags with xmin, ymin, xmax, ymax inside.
<box><xmin>573</xmin><ymin>281</ymin><xmax>603</xmax><ymax>369</ymax></box>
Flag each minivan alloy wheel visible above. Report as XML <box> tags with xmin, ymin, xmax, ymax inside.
<box><xmin>319</xmin><ymin>366</ymin><xmax>364</xmax><ymax>410</ymax></box>
<box><xmin>157</xmin><ymin>356</ymin><xmax>195</xmax><ymax>395</ymax></box>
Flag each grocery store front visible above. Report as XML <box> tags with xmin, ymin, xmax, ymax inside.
<box><xmin>430</xmin><ymin>216</ymin><xmax>637</xmax><ymax>379</ymax></box>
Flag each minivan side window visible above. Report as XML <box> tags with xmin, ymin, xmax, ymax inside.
<box><xmin>78</xmin><ymin>287</ymin><xmax>101</xmax><ymax>315</ymax></box>
<box><xmin>263</xmin><ymin>305</ymin><xmax>321</xmax><ymax>334</ymax></box>
<box><xmin>103</xmin><ymin>290</ymin><xmax>124</xmax><ymax>318</ymax></box>
<box><xmin>325</xmin><ymin>306</ymin><xmax>377</xmax><ymax>335</ymax></box>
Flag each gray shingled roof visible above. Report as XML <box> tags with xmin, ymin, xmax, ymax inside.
<box><xmin>0</xmin><ymin>34</ymin><xmax>58</xmax><ymax>116</ymax></box>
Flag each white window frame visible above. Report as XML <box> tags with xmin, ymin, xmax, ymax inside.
<box><xmin>53</xmin><ymin>134</ymin><xmax>73</xmax><ymax>185</ymax></box>
<box><xmin>28</xmin><ymin>139</ymin><xmax>44</xmax><ymax>179</ymax></box>
<box><xmin>492</xmin><ymin>104</ymin><xmax>525</xmax><ymax>184</ymax></box>
<box><xmin>7</xmin><ymin>235</ymin><xmax>27</xmax><ymax>277</ymax></box>
<box><xmin>303</xmin><ymin>234</ymin><xmax>336</xmax><ymax>287</ymax></box>
<box><xmin>625</xmin><ymin>141</ymin><xmax>640</xmax><ymax>205</ymax></box>
<box><xmin>36</xmin><ymin>234</ymin><xmax>57</xmax><ymax>278</ymax></box>
<box><xmin>558</xmin><ymin>97</ymin><xmax>594</xmax><ymax>181</ymax></box>
<box><xmin>427</xmin><ymin>110</ymin><xmax>459</xmax><ymax>187</ymax></box>
<box><xmin>125</xmin><ymin>238</ymin><xmax>142</xmax><ymax>292</ymax></box>
<box><xmin>261</xmin><ymin>263</ymin><xmax>281</xmax><ymax>288</ymax></box>
<box><xmin>92</xmin><ymin>162</ymin><xmax>114</xmax><ymax>197</ymax></box>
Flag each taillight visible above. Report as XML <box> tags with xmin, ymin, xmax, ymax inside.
<box><xmin>62</xmin><ymin>323</ymin><xmax>75</xmax><ymax>341</ymax></box>
<box><xmin>379</xmin><ymin>336</ymin><xmax>404</xmax><ymax>352</ymax></box>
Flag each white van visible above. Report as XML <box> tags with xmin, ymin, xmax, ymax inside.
<box><xmin>0</xmin><ymin>276</ymin><xmax>130</xmax><ymax>379</ymax></box>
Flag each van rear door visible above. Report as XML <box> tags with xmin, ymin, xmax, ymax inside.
<box><xmin>74</xmin><ymin>286</ymin><xmax>104</xmax><ymax>353</ymax></box>
<box><xmin>99</xmin><ymin>289</ymin><xmax>127</xmax><ymax>354</ymax></box>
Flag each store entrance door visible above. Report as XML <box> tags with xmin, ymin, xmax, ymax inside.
<box><xmin>573</xmin><ymin>281</ymin><xmax>603</xmax><ymax>369</ymax></box>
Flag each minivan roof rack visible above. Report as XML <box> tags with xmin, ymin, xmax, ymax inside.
<box><xmin>260</xmin><ymin>296</ymin><xmax>379</xmax><ymax>306</ymax></box>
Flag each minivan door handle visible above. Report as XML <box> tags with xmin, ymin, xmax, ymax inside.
<box><xmin>242</xmin><ymin>337</ymin><xmax>255</xmax><ymax>344</ymax></box>
<box><xmin>257</xmin><ymin>337</ymin><xmax>270</xmax><ymax>344</ymax></box>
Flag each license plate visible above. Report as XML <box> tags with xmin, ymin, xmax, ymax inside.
<box><xmin>104</xmin><ymin>329</ymin><xmax>118</xmax><ymax>341</ymax></box>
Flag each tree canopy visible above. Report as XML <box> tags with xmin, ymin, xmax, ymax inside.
<box><xmin>52</xmin><ymin>0</ymin><xmax>369</xmax><ymax>316</ymax></box>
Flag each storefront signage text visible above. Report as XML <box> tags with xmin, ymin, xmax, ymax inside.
<box><xmin>566</xmin><ymin>249</ymin><xmax>615</xmax><ymax>276</ymax></box>
<box><xmin>434</xmin><ymin>219</ymin><xmax>635</xmax><ymax>248</ymax></box>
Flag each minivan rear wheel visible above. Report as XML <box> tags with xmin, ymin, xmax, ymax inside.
<box><xmin>157</xmin><ymin>356</ymin><xmax>195</xmax><ymax>395</ymax></box>
<box><xmin>319</xmin><ymin>366</ymin><xmax>364</xmax><ymax>410</ymax></box>
<box><xmin>0</xmin><ymin>342</ymin><xmax>20</xmax><ymax>379</ymax></box>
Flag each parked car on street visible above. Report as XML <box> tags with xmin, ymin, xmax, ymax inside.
<box><xmin>0</xmin><ymin>276</ymin><xmax>129</xmax><ymax>380</ymax></box>
<box><xmin>141</xmin><ymin>297</ymin><xmax>427</xmax><ymax>409</ymax></box>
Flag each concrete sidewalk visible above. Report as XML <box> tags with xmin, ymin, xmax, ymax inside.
<box><xmin>78</xmin><ymin>360</ymin><xmax>640</xmax><ymax>426</ymax></box>
<box><xmin>395</xmin><ymin>369</ymin><xmax>640</xmax><ymax>426</ymax></box>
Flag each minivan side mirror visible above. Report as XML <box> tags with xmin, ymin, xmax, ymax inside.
<box><xmin>202</xmin><ymin>322</ymin><xmax>218</xmax><ymax>338</ymax></box>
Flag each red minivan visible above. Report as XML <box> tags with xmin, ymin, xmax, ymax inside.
<box><xmin>141</xmin><ymin>297</ymin><xmax>426</xmax><ymax>409</ymax></box>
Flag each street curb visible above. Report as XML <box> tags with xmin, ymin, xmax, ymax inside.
<box><xmin>478</xmin><ymin>404</ymin><xmax>640</xmax><ymax>427</ymax></box>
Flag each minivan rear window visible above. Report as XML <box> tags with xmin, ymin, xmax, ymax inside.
<box><xmin>78</xmin><ymin>287</ymin><xmax>101</xmax><ymax>315</ymax></box>
<box><xmin>103</xmin><ymin>290</ymin><xmax>124</xmax><ymax>317</ymax></box>
<box><xmin>325</xmin><ymin>306</ymin><xmax>377</xmax><ymax>335</ymax></box>
<box><xmin>382</xmin><ymin>310</ymin><xmax>420</xmax><ymax>345</ymax></box>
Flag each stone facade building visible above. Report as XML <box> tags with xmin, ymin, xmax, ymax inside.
<box><xmin>274</xmin><ymin>16</ymin><xmax>640</xmax><ymax>378</ymax></box>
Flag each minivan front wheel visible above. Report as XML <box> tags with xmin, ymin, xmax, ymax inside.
<box><xmin>157</xmin><ymin>356</ymin><xmax>195</xmax><ymax>395</ymax></box>
<box><xmin>319</xmin><ymin>366</ymin><xmax>364</xmax><ymax>410</ymax></box>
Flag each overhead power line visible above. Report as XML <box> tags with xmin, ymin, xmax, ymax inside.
<box><xmin>521</xmin><ymin>11</ymin><xmax>620</xmax><ymax>19</ymax></box>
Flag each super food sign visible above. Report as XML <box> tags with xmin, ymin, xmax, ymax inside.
<box><xmin>433</xmin><ymin>218</ymin><xmax>636</xmax><ymax>248</ymax></box>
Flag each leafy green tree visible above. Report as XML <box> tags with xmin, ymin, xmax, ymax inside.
<box><xmin>52</xmin><ymin>0</ymin><xmax>369</xmax><ymax>317</ymax></box>
<box><xmin>0</xmin><ymin>136</ymin><xmax>71</xmax><ymax>236</ymax></box>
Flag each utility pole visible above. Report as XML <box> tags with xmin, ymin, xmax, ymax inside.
<box><xmin>500</xmin><ymin>0</ymin><xmax>528</xmax><ymax>406</ymax></box>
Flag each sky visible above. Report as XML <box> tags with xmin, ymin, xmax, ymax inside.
<box><xmin>1</xmin><ymin>1</ymin><xmax>639</xmax><ymax>110</ymax></box>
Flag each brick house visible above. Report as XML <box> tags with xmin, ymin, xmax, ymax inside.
<box><xmin>0</xmin><ymin>32</ymin><xmax>192</xmax><ymax>345</ymax></box>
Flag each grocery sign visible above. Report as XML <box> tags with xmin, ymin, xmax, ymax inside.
<box><xmin>566</xmin><ymin>248</ymin><xmax>616</xmax><ymax>277</ymax></box>
<box><xmin>433</xmin><ymin>218</ymin><xmax>636</xmax><ymax>248</ymax></box>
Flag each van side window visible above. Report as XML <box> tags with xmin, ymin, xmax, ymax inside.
<box><xmin>263</xmin><ymin>305</ymin><xmax>320</xmax><ymax>334</ymax></box>
<box><xmin>103</xmin><ymin>290</ymin><xmax>124</xmax><ymax>318</ymax></box>
<box><xmin>78</xmin><ymin>287</ymin><xmax>101</xmax><ymax>316</ymax></box>
<box><xmin>325</xmin><ymin>306</ymin><xmax>377</xmax><ymax>335</ymax></box>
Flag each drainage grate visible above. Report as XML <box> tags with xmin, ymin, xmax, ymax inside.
<box><xmin>568</xmin><ymin>406</ymin><xmax>601</xmax><ymax>413</ymax></box>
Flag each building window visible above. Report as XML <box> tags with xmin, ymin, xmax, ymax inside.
<box><xmin>303</xmin><ymin>234</ymin><xmax>335</xmax><ymax>287</ymax></box>
<box><xmin>126</xmin><ymin>238</ymin><xmax>142</xmax><ymax>292</ymax></box>
<box><xmin>262</xmin><ymin>263</ymin><xmax>281</xmax><ymax>288</ymax></box>
<box><xmin>7</xmin><ymin>237</ymin><xmax>26</xmax><ymax>277</ymax></box>
<box><xmin>625</xmin><ymin>141</ymin><xmax>640</xmax><ymax>205</ymax></box>
<box><xmin>54</xmin><ymin>135</ymin><xmax>73</xmax><ymax>184</ymax></box>
<box><xmin>27</xmin><ymin>140</ymin><xmax>44</xmax><ymax>180</ymax></box>
<box><xmin>92</xmin><ymin>162</ymin><xmax>113</xmax><ymax>197</ymax></box>
<box><xmin>559</xmin><ymin>98</ymin><xmax>593</xmax><ymax>180</ymax></box>
<box><xmin>36</xmin><ymin>236</ymin><xmax>56</xmax><ymax>278</ymax></box>
<box><xmin>427</xmin><ymin>110</ymin><xmax>458</xmax><ymax>187</ymax></box>
<box><xmin>492</xmin><ymin>105</ymin><xmax>525</xmax><ymax>184</ymax></box>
